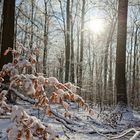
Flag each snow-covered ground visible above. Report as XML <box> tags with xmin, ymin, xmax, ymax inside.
<box><xmin>0</xmin><ymin>117</ymin><xmax>107</xmax><ymax>140</ymax></box>
<box><xmin>0</xmin><ymin>119</ymin><xmax>11</xmax><ymax>139</ymax></box>
<box><xmin>1</xmin><ymin>101</ymin><xmax>140</xmax><ymax>140</ymax></box>
<box><xmin>0</xmin><ymin>101</ymin><xmax>104</xmax><ymax>140</ymax></box>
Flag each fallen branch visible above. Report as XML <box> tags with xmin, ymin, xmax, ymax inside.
<box><xmin>1</xmin><ymin>84</ymin><xmax>36</xmax><ymax>104</ymax></box>
<box><xmin>0</xmin><ymin>115</ymin><xmax>10</xmax><ymax>119</ymax></box>
<box><xmin>54</xmin><ymin>115</ymin><xmax>123</xmax><ymax>136</ymax></box>
<box><xmin>87</xmin><ymin>115</ymin><xmax>113</xmax><ymax>130</ymax></box>
<box><xmin>51</xmin><ymin>109</ymin><xmax>81</xmax><ymax>125</ymax></box>
<box><xmin>9</xmin><ymin>88</ymin><xmax>36</xmax><ymax>104</ymax></box>
<box><xmin>108</xmin><ymin>128</ymin><xmax>140</xmax><ymax>140</ymax></box>
<box><xmin>61</xmin><ymin>125</ymin><xmax>71</xmax><ymax>139</ymax></box>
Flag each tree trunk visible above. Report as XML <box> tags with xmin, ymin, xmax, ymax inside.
<box><xmin>65</xmin><ymin>0</ymin><xmax>71</xmax><ymax>82</ymax></box>
<box><xmin>108</xmin><ymin>43</ymin><xmax>113</xmax><ymax>105</ymax></box>
<box><xmin>0</xmin><ymin>0</ymin><xmax>3</xmax><ymax>52</ymax></box>
<box><xmin>0</xmin><ymin>0</ymin><xmax>16</xmax><ymax>103</ymax></box>
<box><xmin>14</xmin><ymin>0</ymin><xmax>23</xmax><ymax>50</ymax></box>
<box><xmin>43</xmin><ymin>0</ymin><xmax>49</xmax><ymax>75</ymax></box>
<box><xmin>70</xmin><ymin>0</ymin><xmax>75</xmax><ymax>83</ymax></box>
<box><xmin>27</xmin><ymin>0</ymin><xmax>34</xmax><ymax>74</ymax></box>
<box><xmin>29</xmin><ymin>0</ymin><xmax>34</xmax><ymax>49</ymax></box>
<box><xmin>58</xmin><ymin>52</ymin><xmax>64</xmax><ymax>83</ymax></box>
<box><xmin>132</xmin><ymin>25</ymin><xmax>138</xmax><ymax>106</ymax></box>
<box><xmin>76</xmin><ymin>22</ymin><xmax>80</xmax><ymax>86</ymax></box>
<box><xmin>115</xmin><ymin>0</ymin><xmax>128</xmax><ymax>105</ymax></box>
<box><xmin>0</xmin><ymin>0</ymin><xmax>15</xmax><ymax>71</ymax></box>
<box><xmin>128</xmin><ymin>25</ymin><xmax>134</xmax><ymax>103</ymax></box>
<box><xmin>79</xmin><ymin>0</ymin><xmax>85</xmax><ymax>88</ymax></box>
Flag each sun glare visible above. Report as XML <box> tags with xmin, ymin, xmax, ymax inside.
<box><xmin>88</xmin><ymin>19</ymin><xmax>104</xmax><ymax>33</ymax></box>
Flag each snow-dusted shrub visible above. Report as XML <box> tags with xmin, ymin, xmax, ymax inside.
<box><xmin>0</xmin><ymin>59</ymin><xmax>94</xmax><ymax>118</ymax></box>
<box><xmin>7</xmin><ymin>105</ymin><xmax>59</xmax><ymax>140</ymax></box>
<box><xmin>0</xmin><ymin>44</ymin><xmax>96</xmax><ymax>139</ymax></box>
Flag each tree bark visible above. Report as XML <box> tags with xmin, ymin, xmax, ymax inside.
<box><xmin>65</xmin><ymin>0</ymin><xmax>71</xmax><ymax>82</ymax></box>
<box><xmin>115</xmin><ymin>0</ymin><xmax>128</xmax><ymax>105</ymax></box>
<box><xmin>29</xmin><ymin>0</ymin><xmax>34</xmax><ymax>49</ymax></box>
<box><xmin>0</xmin><ymin>0</ymin><xmax>16</xmax><ymax>103</ymax></box>
<box><xmin>76</xmin><ymin>24</ymin><xmax>80</xmax><ymax>86</ymax></box>
<box><xmin>0</xmin><ymin>0</ymin><xmax>15</xmax><ymax>71</ymax></box>
<box><xmin>70</xmin><ymin>0</ymin><xmax>75</xmax><ymax>83</ymax></box>
<box><xmin>43</xmin><ymin>0</ymin><xmax>49</xmax><ymax>75</ymax></box>
<box><xmin>79</xmin><ymin>0</ymin><xmax>85</xmax><ymax>88</ymax></box>
<box><xmin>132</xmin><ymin>25</ymin><xmax>138</xmax><ymax>106</ymax></box>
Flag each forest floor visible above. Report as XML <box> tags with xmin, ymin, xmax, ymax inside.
<box><xmin>1</xmin><ymin>100</ymin><xmax>140</xmax><ymax>140</ymax></box>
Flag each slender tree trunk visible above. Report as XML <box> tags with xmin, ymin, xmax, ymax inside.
<box><xmin>131</xmin><ymin>26</ymin><xmax>138</xmax><ymax>105</ymax></box>
<box><xmin>79</xmin><ymin>0</ymin><xmax>85</xmax><ymax>88</ymax></box>
<box><xmin>58</xmin><ymin>52</ymin><xmax>64</xmax><ymax>83</ymax></box>
<box><xmin>65</xmin><ymin>0</ymin><xmax>71</xmax><ymax>82</ymax></box>
<box><xmin>14</xmin><ymin>0</ymin><xmax>23</xmax><ymax>50</ymax></box>
<box><xmin>115</xmin><ymin>0</ymin><xmax>128</xmax><ymax>105</ymax></box>
<box><xmin>88</xmin><ymin>31</ymin><xmax>92</xmax><ymax>81</ymax></box>
<box><xmin>76</xmin><ymin>24</ymin><xmax>80</xmax><ymax>85</ymax></box>
<box><xmin>96</xmin><ymin>57</ymin><xmax>104</xmax><ymax>109</ymax></box>
<box><xmin>103</xmin><ymin>44</ymin><xmax>109</xmax><ymax>104</ymax></box>
<box><xmin>43</xmin><ymin>0</ymin><xmax>48</xmax><ymax>75</ymax></box>
<box><xmin>29</xmin><ymin>0</ymin><xmax>34</xmax><ymax>49</ymax></box>
<box><xmin>108</xmin><ymin>43</ymin><xmax>113</xmax><ymax>105</ymax></box>
<box><xmin>27</xmin><ymin>0</ymin><xmax>34</xmax><ymax>74</ymax></box>
<box><xmin>23</xmin><ymin>23</ymin><xmax>28</xmax><ymax>48</ymax></box>
<box><xmin>70</xmin><ymin>0</ymin><xmax>75</xmax><ymax>83</ymax></box>
<box><xmin>135</xmin><ymin>40</ymin><xmax>139</xmax><ymax>105</ymax></box>
<box><xmin>128</xmin><ymin>25</ymin><xmax>134</xmax><ymax>100</ymax></box>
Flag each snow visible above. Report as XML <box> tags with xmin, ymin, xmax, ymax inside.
<box><xmin>0</xmin><ymin>61</ymin><xmax>140</xmax><ymax>140</ymax></box>
<box><xmin>47</xmin><ymin>77</ymin><xmax>59</xmax><ymax>86</ymax></box>
<box><xmin>0</xmin><ymin>119</ymin><xmax>11</xmax><ymax>129</ymax></box>
<box><xmin>0</xmin><ymin>104</ymin><xmax>140</xmax><ymax>140</ymax></box>
<box><xmin>0</xmin><ymin>86</ymin><xmax>139</xmax><ymax>140</ymax></box>
<box><xmin>5</xmin><ymin>105</ymin><xmax>59</xmax><ymax>140</ymax></box>
<box><xmin>0</xmin><ymin>119</ymin><xmax>11</xmax><ymax>139</ymax></box>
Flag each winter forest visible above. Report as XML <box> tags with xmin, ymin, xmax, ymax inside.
<box><xmin>0</xmin><ymin>0</ymin><xmax>140</xmax><ymax>139</ymax></box>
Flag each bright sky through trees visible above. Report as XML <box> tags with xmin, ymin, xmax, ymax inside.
<box><xmin>87</xmin><ymin>18</ymin><xmax>105</xmax><ymax>33</ymax></box>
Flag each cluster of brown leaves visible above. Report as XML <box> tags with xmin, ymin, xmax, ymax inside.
<box><xmin>3</xmin><ymin>45</ymin><xmax>40</xmax><ymax>72</ymax></box>
<box><xmin>0</xmin><ymin>90</ymin><xmax>11</xmax><ymax>115</ymax></box>
<box><xmin>28</xmin><ymin>76</ymin><xmax>95</xmax><ymax>119</ymax></box>
<box><xmin>0</xmin><ymin>43</ymin><xmax>97</xmax><ymax>140</ymax></box>
<box><xmin>7</xmin><ymin>106</ymin><xmax>59</xmax><ymax>140</ymax></box>
<box><xmin>0</xmin><ymin>45</ymin><xmax>95</xmax><ymax>121</ymax></box>
<box><xmin>0</xmin><ymin>65</ymin><xmax>95</xmax><ymax>118</ymax></box>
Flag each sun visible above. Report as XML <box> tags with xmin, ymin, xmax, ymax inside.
<box><xmin>88</xmin><ymin>19</ymin><xmax>104</xmax><ymax>33</ymax></box>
